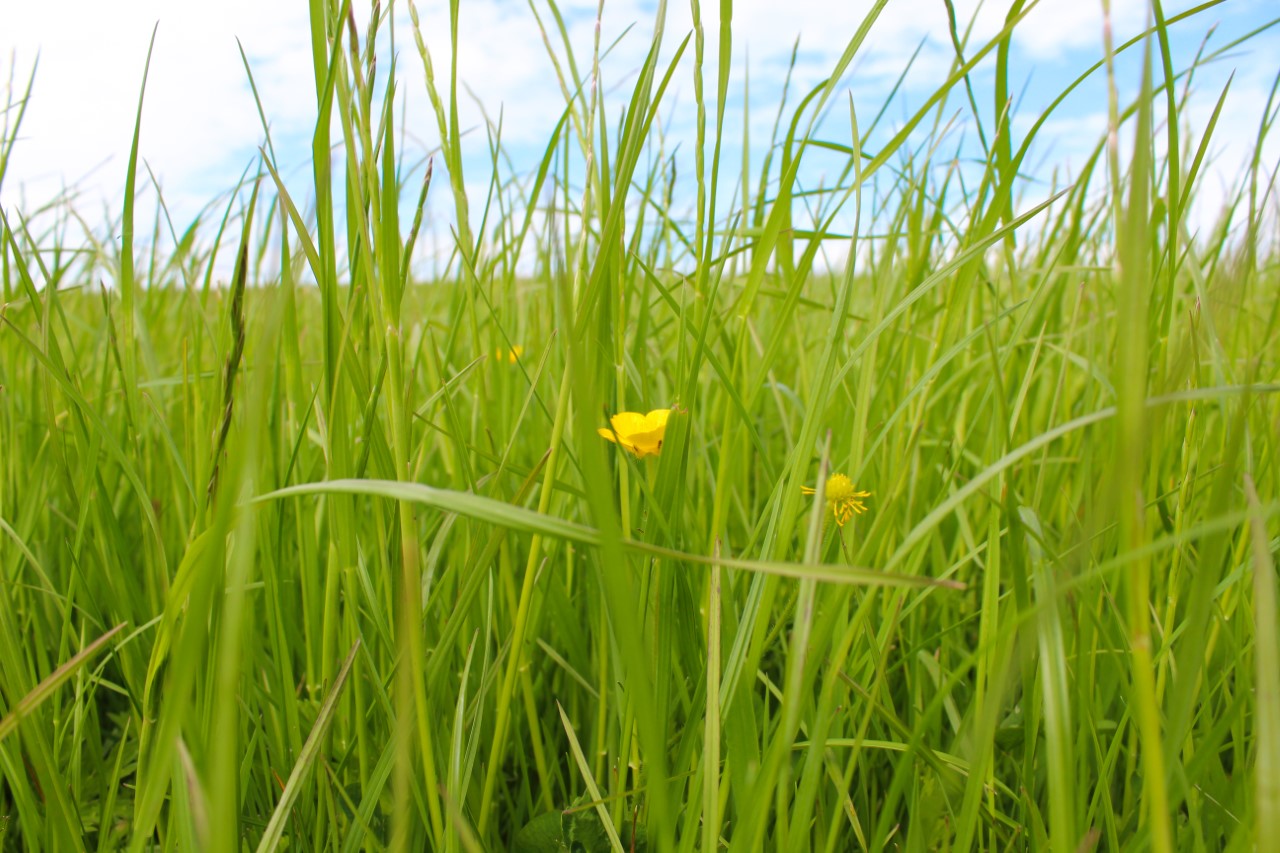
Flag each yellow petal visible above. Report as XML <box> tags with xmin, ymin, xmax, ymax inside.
<box><xmin>608</xmin><ymin>411</ymin><xmax>651</xmax><ymax>437</ymax></box>
<box><xmin>632</xmin><ymin>425</ymin><xmax>667</xmax><ymax>444</ymax></box>
<box><xmin>643</xmin><ymin>408</ymin><xmax>672</xmax><ymax>429</ymax></box>
<box><xmin>598</xmin><ymin>427</ymin><xmax>641</xmax><ymax>453</ymax></box>
<box><xmin>600</xmin><ymin>408</ymin><xmax>672</xmax><ymax>457</ymax></box>
<box><xmin>633</xmin><ymin>410</ymin><xmax>671</xmax><ymax>449</ymax></box>
<box><xmin>628</xmin><ymin>437</ymin><xmax>662</xmax><ymax>456</ymax></box>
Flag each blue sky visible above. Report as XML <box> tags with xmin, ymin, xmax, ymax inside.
<box><xmin>2</xmin><ymin>0</ymin><xmax>1276</xmax><ymax>274</ymax></box>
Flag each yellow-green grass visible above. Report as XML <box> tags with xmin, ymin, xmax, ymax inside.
<box><xmin>1</xmin><ymin>1</ymin><xmax>1278</xmax><ymax>851</ymax></box>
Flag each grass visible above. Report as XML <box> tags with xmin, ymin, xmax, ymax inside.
<box><xmin>1</xmin><ymin>0</ymin><xmax>1279</xmax><ymax>850</ymax></box>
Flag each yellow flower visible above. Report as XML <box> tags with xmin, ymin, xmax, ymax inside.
<box><xmin>494</xmin><ymin>345</ymin><xmax>524</xmax><ymax>364</ymax></box>
<box><xmin>598</xmin><ymin>408</ymin><xmax>671</xmax><ymax>458</ymax></box>
<box><xmin>802</xmin><ymin>473</ymin><xmax>871</xmax><ymax>527</ymax></box>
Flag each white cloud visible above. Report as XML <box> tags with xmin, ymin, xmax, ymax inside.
<box><xmin>2</xmin><ymin>1</ymin><xmax>314</xmax><ymax>222</ymax></box>
<box><xmin>0</xmin><ymin>0</ymin><xmax>1269</xmax><ymax>254</ymax></box>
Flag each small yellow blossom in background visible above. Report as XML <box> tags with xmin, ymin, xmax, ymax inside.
<box><xmin>802</xmin><ymin>473</ymin><xmax>871</xmax><ymax>526</ymax></box>
<box><xmin>494</xmin><ymin>345</ymin><xmax>524</xmax><ymax>364</ymax></box>
<box><xmin>598</xmin><ymin>408</ymin><xmax>671</xmax><ymax>458</ymax></box>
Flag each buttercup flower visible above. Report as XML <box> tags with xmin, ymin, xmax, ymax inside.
<box><xmin>494</xmin><ymin>345</ymin><xmax>524</xmax><ymax>364</ymax></box>
<box><xmin>802</xmin><ymin>473</ymin><xmax>871</xmax><ymax>527</ymax></box>
<box><xmin>598</xmin><ymin>408</ymin><xmax>671</xmax><ymax>458</ymax></box>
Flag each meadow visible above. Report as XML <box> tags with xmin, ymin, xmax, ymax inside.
<box><xmin>1</xmin><ymin>0</ymin><xmax>1278</xmax><ymax>850</ymax></box>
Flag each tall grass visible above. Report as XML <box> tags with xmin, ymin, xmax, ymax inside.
<box><xmin>1</xmin><ymin>1</ymin><xmax>1278</xmax><ymax>850</ymax></box>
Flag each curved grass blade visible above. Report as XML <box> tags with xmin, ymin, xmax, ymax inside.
<box><xmin>256</xmin><ymin>640</ymin><xmax>360</xmax><ymax>853</ymax></box>
<box><xmin>254</xmin><ymin>478</ymin><xmax>962</xmax><ymax>589</ymax></box>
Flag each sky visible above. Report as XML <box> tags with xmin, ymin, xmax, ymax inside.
<box><xmin>1</xmin><ymin>0</ymin><xmax>1277</xmax><ymax>274</ymax></box>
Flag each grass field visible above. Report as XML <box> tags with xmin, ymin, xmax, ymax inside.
<box><xmin>2</xmin><ymin>0</ymin><xmax>1279</xmax><ymax>850</ymax></box>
